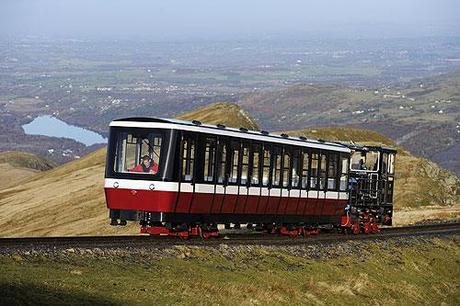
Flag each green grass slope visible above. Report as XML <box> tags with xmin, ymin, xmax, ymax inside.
<box><xmin>1</xmin><ymin>237</ymin><xmax>459</xmax><ymax>305</ymax></box>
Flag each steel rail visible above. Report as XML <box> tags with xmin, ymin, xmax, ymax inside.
<box><xmin>0</xmin><ymin>222</ymin><xmax>458</xmax><ymax>251</ymax></box>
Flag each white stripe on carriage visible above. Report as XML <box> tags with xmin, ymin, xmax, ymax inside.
<box><xmin>104</xmin><ymin>179</ymin><xmax>349</xmax><ymax>200</ymax></box>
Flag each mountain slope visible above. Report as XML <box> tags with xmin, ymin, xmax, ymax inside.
<box><xmin>176</xmin><ymin>102</ymin><xmax>259</xmax><ymax>130</ymax></box>
<box><xmin>0</xmin><ymin>151</ymin><xmax>56</xmax><ymax>190</ymax></box>
<box><xmin>0</xmin><ymin>104</ymin><xmax>458</xmax><ymax>237</ymax></box>
<box><xmin>238</xmin><ymin>70</ymin><xmax>460</xmax><ymax>177</ymax></box>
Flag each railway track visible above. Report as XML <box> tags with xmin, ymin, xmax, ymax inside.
<box><xmin>0</xmin><ymin>222</ymin><xmax>459</xmax><ymax>251</ymax></box>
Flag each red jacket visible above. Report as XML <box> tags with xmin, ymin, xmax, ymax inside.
<box><xmin>130</xmin><ymin>162</ymin><xmax>159</xmax><ymax>174</ymax></box>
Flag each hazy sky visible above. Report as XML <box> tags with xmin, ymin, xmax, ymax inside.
<box><xmin>1</xmin><ymin>0</ymin><xmax>459</xmax><ymax>40</ymax></box>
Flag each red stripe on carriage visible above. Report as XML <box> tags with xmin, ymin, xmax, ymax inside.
<box><xmin>105</xmin><ymin>188</ymin><xmax>347</xmax><ymax>216</ymax></box>
<box><xmin>244</xmin><ymin>195</ymin><xmax>259</xmax><ymax>214</ymax></box>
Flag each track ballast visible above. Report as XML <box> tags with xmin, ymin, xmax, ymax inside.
<box><xmin>0</xmin><ymin>222</ymin><xmax>458</xmax><ymax>251</ymax></box>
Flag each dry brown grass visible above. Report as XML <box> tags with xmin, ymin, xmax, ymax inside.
<box><xmin>0</xmin><ymin>149</ymin><xmax>138</xmax><ymax>237</ymax></box>
<box><xmin>176</xmin><ymin>102</ymin><xmax>259</xmax><ymax>130</ymax></box>
<box><xmin>393</xmin><ymin>205</ymin><xmax>460</xmax><ymax>226</ymax></box>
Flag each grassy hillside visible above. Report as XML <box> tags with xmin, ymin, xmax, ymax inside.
<box><xmin>286</xmin><ymin>127</ymin><xmax>460</xmax><ymax>209</ymax></box>
<box><xmin>176</xmin><ymin>102</ymin><xmax>260</xmax><ymax>130</ymax></box>
<box><xmin>0</xmin><ymin>151</ymin><xmax>56</xmax><ymax>171</ymax></box>
<box><xmin>1</xmin><ymin>237</ymin><xmax>459</xmax><ymax>305</ymax></box>
<box><xmin>0</xmin><ymin>104</ymin><xmax>458</xmax><ymax>237</ymax></box>
<box><xmin>0</xmin><ymin>151</ymin><xmax>56</xmax><ymax>190</ymax></box>
<box><xmin>0</xmin><ymin>149</ymin><xmax>132</xmax><ymax>237</ymax></box>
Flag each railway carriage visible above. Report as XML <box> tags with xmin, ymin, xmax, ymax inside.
<box><xmin>104</xmin><ymin>117</ymin><xmax>396</xmax><ymax>238</ymax></box>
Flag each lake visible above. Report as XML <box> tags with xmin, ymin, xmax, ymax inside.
<box><xmin>22</xmin><ymin>115</ymin><xmax>107</xmax><ymax>146</ymax></box>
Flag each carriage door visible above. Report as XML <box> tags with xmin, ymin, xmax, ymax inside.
<box><xmin>234</xmin><ymin>142</ymin><xmax>250</xmax><ymax>214</ymax></box>
<box><xmin>316</xmin><ymin>152</ymin><xmax>328</xmax><ymax>219</ymax></box>
<box><xmin>221</xmin><ymin>140</ymin><xmax>240</xmax><ymax>214</ymax></box>
<box><xmin>212</xmin><ymin>137</ymin><xmax>228</xmax><ymax>214</ymax></box>
<box><xmin>175</xmin><ymin>133</ymin><xmax>196</xmax><ymax>213</ymax></box>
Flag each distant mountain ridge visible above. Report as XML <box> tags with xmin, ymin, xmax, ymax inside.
<box><xmin>0</xmin><ymin>103</ymin><xmax>458</xmax><ymax>237</ymax></box>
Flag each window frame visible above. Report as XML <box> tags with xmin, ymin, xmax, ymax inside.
<box><xmin>310</xmin><ymin>151</ymin><xmax>319</xmax><ymax>190</ymax></box>
<box><xmin>271</xmin><ymin>145</ymin><xmax>282</xmax><ymax>188</ymax></box>
<box><xmin>108</xmin><ymin>127</ymin><xmax>169</xmax><ymax>181</ymax></box>
<box><xmin>202</xmin><ymin>135</ymin><xmax>217</xmax><ymax>183</ymax></box>
<box><xmin>281</xmin><ymin>146</ymin><xmax>292</xmax><ymax>189</ymax></box>
<box><xmin>291</xmin><ymin>148</ymin><xmax>301</xmax><ymax>189</ymax></box>
<box><xmin>180</xmin><ymin>133</ymin><xmax>197</xmax><ymax>183</ymax></box>
<box><xmin>240</xmin><ymin>141</ymin><xmax>250</xmax><ymax>186</ymax></box>
<box><xmin>319</xmin><ymin>152</ymin><xmax>327</xmax><ymax>191</ymax></box>
<box><xmin>327</xmin><ymin>153</ymin><xmax>339</xmax><ymax>191</ymax></box>
<box><xmin>216</xmin><ymin>136</ymin><xmax>229</xmax><ymax>185</ymax></box>
<box><xmin>339</xmin><ymin>153</ymin><xmax>350</xmax><ymax>191</ymax></box>
<box><xmin>228</xmin><ymin>139</ymin><xmax>241</xmax><ymax>185</ymax></box>
<box><xmin>250</xmin><ymin>142</ymin><xmax>262</xmax><ymax>187</ymax></box>
<box><xmin>261</xmin><ymin>143</ymin><xmax>272</xmax><ymax>187</ymax></box>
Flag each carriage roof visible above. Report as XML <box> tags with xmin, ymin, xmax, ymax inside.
<box><xmin>110</xmin><ymin>117</ymin><xmax>351</xmax><ymax>153</ymax></box>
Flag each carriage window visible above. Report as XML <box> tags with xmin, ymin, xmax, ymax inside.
<box><xmin>229</xmin><ymin>142</ymin><xmax>240</xmax><ymax>184</ymax></box>
<box><xmin>310</xmin><ymin>153</ymin><xmax>319</xmax><ymax>189</ymax></box>
<box><xmin>181</xmin><ymin>136</ymin><xmax>195</xmax><ymax>182</ymax></box>
<box><xmin>351</xmin><ymin>151</ymin><xmax>379</xmax><ymax>171</ymax></box>
<box><xmin>301</xmin><ymin>151</ymin><xmax>309</xmax><ymax>189</ymax></box>
<box><xmin>203</xmin><ymin>138</ymin><xmax>216</xmax><ymax>182</ymax></box>
<box><xmin>241</xmin><ymin>144</ymin><xmax>249</xmax><ymax>185</ymax></box>
<box><xmin>327</xmin><ymin>154</ymin><xmax>338</xmax><ymax>190</ymax></box>
<box><xmin>251</xmin><ymin>144</ymin><xmax>261</xmax><ymax>185</ymax></box>
<box><xmin>262</xmin><ymin>147</ymin><xmax>271</xmax><ymax>187</ymax></box>
<box><xmin>340</xmin><ymin>156</ymin><xmax>349</xmax><ymax>191</ymax></box>
<box><xmin>114</xmin><ymin>131</ymin><xmax>163</xmax><ymax>175</ymax></box>
<box><xmin>382</xmin><ymin>153</ymin><xmax>388</xmax><ymax>174</ymax></box>
<box><xmin>388</xmin><ymin>153</ymin><xmax>395</xmax><ymax>175</ymax></box>
<box><xmin>366</xmin><ymin>151</ymin><xmax>379</xmax><ymax>171</ymax></box>
<box><xmin>282</xmin><ymin>150</ymin><xmax>291</xmax><ymax>188</ymax></box>
<box><xmin>319</xmin><ymin>154</ymin><xmax>327</xmax><ymax>190</ymax></box>
<box><xmin>350</xmin><ymin>151</ymin><xmax>365</xmax><ymax>170</ymax></box>
<box><xmin>291</xmin><ymin>150</ymin><xmax>300</xmax><ymax>188</ymax></box>
<box><xmin>272</xmin><ymin>148</ymin><xmax>282</xmax><ymax>187</ymax></box>
<box><xmin>217</xmin><ymin>140</ymin><xmax>227</xmax><ymax>184</ymax></box>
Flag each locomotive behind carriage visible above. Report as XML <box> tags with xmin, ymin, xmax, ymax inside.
<box><xmin>104</xmin><ymin>117</ymin><xmax>396</xmax><ymax>238</ymax></box>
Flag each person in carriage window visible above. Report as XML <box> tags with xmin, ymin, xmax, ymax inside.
<box><xmin>130</xmin><ymin>155</ymin><xmax>159</xmax><ymax>174</ymax></box>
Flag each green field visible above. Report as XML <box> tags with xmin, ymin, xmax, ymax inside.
<box><xmin>1</xmin><ymin>236</ymin><xmax>459</xmax><ymax>305</ymax></box>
